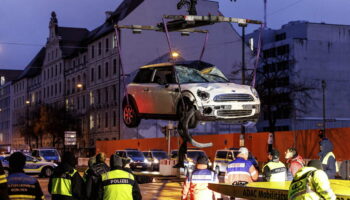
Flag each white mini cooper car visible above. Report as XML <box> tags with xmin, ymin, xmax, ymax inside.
<box><xmin>122</xmin><ymin>60</ymin><xmax>260</xmax><ymax>129</ymax></box>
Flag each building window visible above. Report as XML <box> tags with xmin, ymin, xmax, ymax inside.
<box><xmin>72</xmin><ymin>78</ymin><xmax>76</xmax><ymax>93</ymax></box>
<box><xmin>113</xmin><ymin>111</ymin><xmax>117</xmax><ymax>127</ymax></box>
<box><xmin>89</xmin><ymin>91</ymin><xmax>94</xmax><ymax>105</ymax></box>
<box><xmin>98</xmin><ymin>42</ymin><xmax>102</xmax><ymax>55</ymax></box>
<box><xmin>59</xmin><ymin>82</ymin><xmax>61</xmax><ymax>94</ymax></box>
<box><xmin>275</xmin><ymin>33</ymin><xmax>286</xmax><ymax>41</ymax></box>
<box><xmin>55</xmin><ymin>65</ymin><xmax>58</xmax><ymax>76</ymax></box>
<box><xmin>0</xmin><ymin>76</ymin><xmax>5</xmax><ymax>86</ymax></box>
<box><xmin>113</xmin><ymin>34</ymin><xmax>116</xmax><ymax>48</ymax></box>
<box><xmin>51</xmin><ymin>67</ymin><xmax>54</xmax><ymax>78</ymax></box>
<box><xmin>83</xmin><ymin>55</ymin><xmax>86</xmax><ymax>64</ymax></box>
<box><xmin>105</xmin><ymin>62</ymin><xmax>109</xmax><ymax>77</ymax></box>
<box><xmin>97</xmin><ymin>89</ymin><xmax>101</xmax><ymax>104</ymax></box>
<box><xmin>89</xmin><ymin>115</ymin><xmax>94</xmax><ymax>129</ymax></box>
<box><xmin>113</xmin><ymin>59</ymin><xmax>117</xmax><ymax>74</ymax></box>
<box><xmin>97</xmin><ymin>113</ymin><xmax>101</xmax><ymax>128</ymax></box>
<box><xmin>113</xmin><ymin>85</ymin><xmax>117</xmax><ymax>101</ymax></box>
<box><xmin>106</xmin><ymin>38</ymin><xmax>109</xmax><ymax>52</ymax></box>
<box><xmin>277</xmin><ymin>45</ymin><xmax>289</xmax><ymax>55</ymax></box>
<box><xmin>91</xmin><ymin>68</ymin><xmax>94</xmax><ymax>82</ymax></box>
<box><xmin>83</xmin><ymin>95</ymin><xmax>86</xmax><ymax>108</ymax></box>
<box><xmin>105</xmin><ymin>112</ymin><xmax>109</xmax><ymax>128</ymax></box>
<box><xmin>55</xmin><ymin>84</ymin><xmax>57</xmax><ymax>95</ymax></box>
<box><xmin>98</xmin><ymin>65</ymin><xmax>101</xmax><ymax>79</ymax></box>
<box><xmin>51</xmin><ymin>85</ymin><xmax>53</xmax><ymax>96</ymax></box>
<box><xmin>77</xmin><ymin>97</ymin><xmax>80</xmax><ymax>109</ymax></box>
<box><xmin>59</xmin><ymin>63</ymin><xmax>62</xmax><ymax>74</ymax></box>
<box><xmin>105</xmin><ymin>87</ymin><xmax>109</xmax><ymax>103</ymax></box>
<box><xmin>91</xmin><ymin>45</ymin><xmax>95</xmax><ymax>58</ymax></box>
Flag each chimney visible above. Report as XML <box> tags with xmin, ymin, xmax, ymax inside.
<box><xmin>105</xmin><ymin>11</ymin><xmax>113</xmax><ymax>20</ymax></box>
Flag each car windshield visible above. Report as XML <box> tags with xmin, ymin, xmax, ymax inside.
<box><xmin>153</xmin><ymin>151</ymin><xmax>168</xmax><ymax>159</ymax></box>
<box><xmin>175</xmin><ymin>65</ymin><xmax>229</xmax><ymax>84</ymax></box>
<box><xmin>127</xmin><ymin>151</ymin><xmax>144</xmax><ymax>158</ymax></box>
<box><xmin>216</xmin><ymin>151</ymin><xmax>228</xmax><ymax>159</ymax></box>
<box><xmin>187</xmin><ymin>151</ymin><xmax>206</xmax><ymax>160</ymax></box>
<box><xmin>39</xmin><ymin>150</ymin><xmax>58</xmax><ymax>157</ymax></box>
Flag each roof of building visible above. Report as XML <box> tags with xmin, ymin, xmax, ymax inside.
<box><xmin>15</xmin><ymin>47</ymin><xmax>46</xmax><ymax>81</ymax></box>
<box><xmin>57</xmin><ymin>27</ymin><xmax>90</xmax><ymax>58</ymax></box>
<box><xmin>86</xmin><ymin>0</ymin><xmax>144</xmax><ymax>43</ymax></box>
<box><xmin>0</xmin><ymin>70</ymin><xmax>23</xmax><ymax>83</ymax></box>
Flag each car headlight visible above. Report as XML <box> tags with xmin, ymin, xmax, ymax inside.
<box><xmin>197</xmin><ymin>90</ymin><xmax>210</xmax><ymax>101</ymax></box>
<box><xmin>144</xmin><ymin>159</ymin><xmax>149</xmax><ymax>163</ymax></box>
<box><xmin>250</xmin><ymin>87</ymin><xmax>259</xmax><ymax>99</ymax></box>
<box><xmin>154</xmin><ymin>159</ymin><xmax>159</xmax><ymax>164</ymax></box>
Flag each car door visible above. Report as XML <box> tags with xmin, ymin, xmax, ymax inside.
<box><xmin>148</xmin><ymin>67</ymin><xmax>178</xmax><ymax>114</ymax></box>
<box><xmin>130</xmin><ymin>68</ymin><xmax>155</xmax><ymax>114</ymax></box>
<box><xmin>24</xmin><ymin>155</ymin><xmax>41</xmax><ymax>174</ymax></box>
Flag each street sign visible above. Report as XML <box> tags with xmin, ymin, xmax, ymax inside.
<box><xmin>64</xmin><ymin>131</ymin><xmax>77</xmax><ymax>146</ymax></box>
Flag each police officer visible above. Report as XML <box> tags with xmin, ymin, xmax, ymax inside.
<box><xmin>225</xmin><ymin>147</ymin><xmax>258</xmax><ymax>185</ymax></box>
<box><xmin>319</xmin><ymin>138</ymin><xmax>338</xmax><ymax>179</ymax></box>
<box><xmin>262</xmin><ymin>149</ymin><xmax>287</xmax><ymax>182</ymax></box>
<box><xmin>86</xmin><ymin>152</ymin><xmax>110</xmax><ymax>200</ymax></box>
<box><xmin>98</xmin><ymin>154</ymin><xmax>142</xmax><ymax>200</ymax></box>
<box><xmin>48</xmin><ymin>151</ymin><xmax>85</xmax><ymax>200</ymax></box>
<box><xmin>288</xmin><ymin>160</ymin><xmax>336</xmax><ymax>200</ymax></box>
<box><xmin>0</xmin><ymin>160</ymin><xmax>9</xmax><ymax>200</ymax></box>
<box><xmin>7</xmin><ymin>152</ymin><xmax>44</xmax><ymax>200</ymax></box>
<box><xmin>182</xmin><ymin>156</ymin><xmax>221</xmax><ymax>200</ymax></box>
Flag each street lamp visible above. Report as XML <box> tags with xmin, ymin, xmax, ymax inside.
<box><xmin>76</xmin><ymin>83</ymin><xmax>83</xmax><ymax>89</ymax></box>
<box><xmin>25</xmin><ymin>100</ymin><xmax>31</xmax><ymax>150</ymax></box>
<box><xmin>321</xmin><ymin>80</ymin><xmax>326</xmax><ymax>138</ymax></box>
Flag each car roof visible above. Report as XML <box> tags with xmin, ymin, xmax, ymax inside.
<box><xmin>140</xmin><ymin>60</ymin><xmax>215</xmax><ymax>70</ymax></box>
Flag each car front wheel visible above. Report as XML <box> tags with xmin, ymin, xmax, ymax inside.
<box><xmin>41</xmin><ymin>167</ymin><xmax>53</xmax><ymax>178</ymax></box>
<box><xmin>123</xmin><ymin>102</ymin><xmax>141</xmax><ymax>128</ymax></box>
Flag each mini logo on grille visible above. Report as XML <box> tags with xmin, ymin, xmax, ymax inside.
<box><xmin>232</xmin><ymin>90</ymin><xmax>236</xmax><ymax>92</ymax></box>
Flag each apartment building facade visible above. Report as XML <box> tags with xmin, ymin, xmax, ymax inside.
<box><xmin>11</xmin><ymin>0</ymin><xmax>254</xmax><ymax>151</ymax></box>
<box><xmin>247</xmin><ymin>21</ymin><xmax>350</xmax><ymax>131</ymax></box>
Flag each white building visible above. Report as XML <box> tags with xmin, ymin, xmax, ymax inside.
<box><xmin>247</xmin><ymin>21</ymin><xmax>350</xmax><ymax>131</ymax></box>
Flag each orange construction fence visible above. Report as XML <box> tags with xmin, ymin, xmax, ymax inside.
<box><xmin>96</xmin><ymin>127</ymin><xmax>350</xmax><ymax>163</ymax></box>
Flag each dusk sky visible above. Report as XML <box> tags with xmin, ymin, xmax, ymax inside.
<box><xmin>1</xmin><ymin>0</ymin><xmax>350</xmax><ymax>70</ymax></box>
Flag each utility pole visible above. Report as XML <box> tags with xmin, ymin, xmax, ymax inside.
<box><xmin>322</xmin><ymin>80</ymin><xmax>326</xmax><ymax>138</ymax></box>
<box><xmin>239</xmin><ymin>23</ymin><xmax>247</xmax><ymax>146</ymax></box>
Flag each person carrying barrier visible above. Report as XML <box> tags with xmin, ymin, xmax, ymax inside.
<box><xmin>225</xmin><ymin>147</ymin><xmax>258</xmax><ymax>185</ymax></box>
<box><xmin>285</xmin><ymin>147</ymin><xmax>304</xmax><ymax>179</ymax></box>
<box><xmin>182</xmin><ymin>156</ymin><xmax>221</xmax><ymax>200</ymax></box>
<box><xmin>0</xmin><ymin>160</ymin><xmax>9</xmax><ymax>200</ymax></box>
<box><xmin>6</xmin><ymin>152</ymin><xmax>44</xmax><ymax>200</ymax></box>
<box><xmin>262</xmin><ymin>149</ymin><xmax>287</xmax><ymax>182</ymax></box>
<box><xmin>319</xmin><ymin>138</ymin><xmax>338</xmax><ymax>179</ymax></box>
<box><xmin>48</xmin><ymin>151</ymin><xmax>85</xmax><ymax>200</ymax></box>
<box><xmin>97</xmin><ymin>154</ymin><xmax>142</xmax><ymax>200</ymax></box>
<box><xmin>288</xmin><ymin>160</ymin><xmax>336</xmax><ymax>200</ymax></box>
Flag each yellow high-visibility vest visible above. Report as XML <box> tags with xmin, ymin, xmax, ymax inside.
<box><xmin>322</xmin><ymin>152</ymin><xmax>339</xmax><ymax>173</ymax></box>
<box><xmin>51</xmin><ymin>169</ymin><xmax>77</xmax><ymax>197</ymax></box>
<box><xmin>101</xmin><ymin>169</ymin><xmax>135</xmax><ymax>200</ymax></box>
<box><xmin>263</xmin><ymin>161</ymin><xmax>287</xmax><ymax>182</ymax></box>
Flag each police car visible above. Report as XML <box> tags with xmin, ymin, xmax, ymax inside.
<box><xmin>142</xmin><ymin>149</ymin><xmax>169</xmax><ymax>171</ymax></box>
<box><xmin>1</xmin><ymin>154</ymin><xmax>57</xmax><ymax>177</ymax></box>
<box><xmin>213</xmin><ymin>148</ymin><xmax>259</xmax><ymax>175</ymax></box>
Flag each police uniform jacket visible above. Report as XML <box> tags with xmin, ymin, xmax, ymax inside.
<box><xmin>48</xmin><ymin>163</ymin><xmax>85</xmax><ymax>200</ymax></box>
